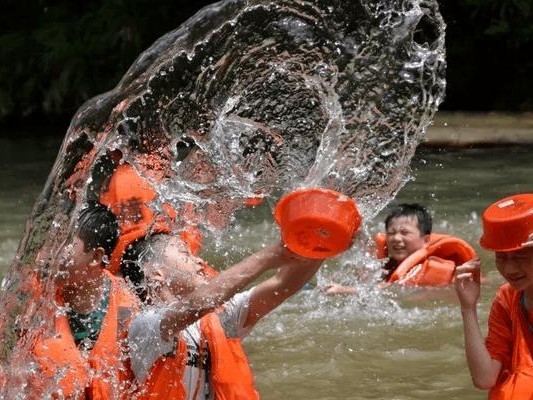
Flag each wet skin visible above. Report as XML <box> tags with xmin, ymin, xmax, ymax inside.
<box><xmin>54</xmin><ymin>235</ymin><xmax>107</xmax><ymax>314</ymax></box>
<box><xmin>495</xmin><ymin>247</ymin><xmax>533</xmax><ymax>295</ymax></box>
<box><xmin>386</xmin><ymin>216</ymin><xmax>429</xmax><ymax>263</ymax></box>
<box><xmin>144</xmin><ymin>237</ymin><xmax>209</xmax><ymax>303</ymax></box>
<box><xmin>55</xmin><ymin>236</ymin><xmax>102</xmax><ymax>286</ymax></box>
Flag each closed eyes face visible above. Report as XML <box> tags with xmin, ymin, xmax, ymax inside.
<box><xmin>386</xmin><ymin>216</ymin><xmax>428</xmax><ymax>262</ymax></box>
<box><xmin>145</xmin><ymin>237</ymin><xmax>209</xmax><ymax>301</ymax></box>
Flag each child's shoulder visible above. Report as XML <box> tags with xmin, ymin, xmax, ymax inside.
<box><xmin>107</xmin><ymin>272</ymin><xmax>140</xmax><ymax>308</ymax></box>
<box><xmin>494</xmin><ymin>283</ymin><xmax>519</xmax><ymax>306</ymax></box>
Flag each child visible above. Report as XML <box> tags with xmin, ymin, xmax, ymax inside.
<box><xmin>29</xmin><ymin>202</ymin><xmax>139</xmax><ymax>398</ymax></box>
<box><xmin>124</xmin><ymin>233</ymin><xmax>325</xmax><ymax>399</ymax></box>
<box><xmin>326</xmin><ymin>203</ymin><xmax>475</xmax><ymax>294</ymax></box>
<box><xmin>455</xmin><ymin>193</ymin><xmax>533</xmax><ymax>399</ymax></box>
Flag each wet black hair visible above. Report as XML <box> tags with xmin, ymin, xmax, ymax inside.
<box><xmin>384</xmin><ymin>203</ymin><xmax>432</xmax><ymax>235</ymax></box>
<box><xmin>76</xmin><ymin>201</ymin><xmax>119</xmax><ymax>256</ymax></box>
<box><xmin>121</xmin><ymin>234</ymin><xmax>171</xmax><ymax>302</ymax></box>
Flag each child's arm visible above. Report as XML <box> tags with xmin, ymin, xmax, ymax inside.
<box><xmin>160</xmin><ymin>243</ymin><xmax>317</xmax><ymax>339</ymax></box>
<box><xmin>455</xmin><ymin>258</ymin><xmax>502</xmax><ymax>389</ymax></box>
<box><xmin>323</xmin><ymin>283</ymin><xmax>358</xmax><ymax>295</ymax></box>
<box><xmin>242</xmin><ymin>249</ymin><xmax>323</xmax><ymax>329</ymax></box>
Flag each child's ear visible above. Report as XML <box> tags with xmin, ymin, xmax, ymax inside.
<box><xmin>90</xmin><ymin>247</ymin><xmax>107</xmax><ymax>267</ymax></box>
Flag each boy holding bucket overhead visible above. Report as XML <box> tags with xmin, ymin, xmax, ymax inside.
<box><xmin>455</xmin><ymin>193</ymin><xmax>533</xmax><ymax>399</ymax></box>
<box><xmin>125</xmin><ymin>188</ymin><xmax>362</xmax><ymax>399</ymax></box>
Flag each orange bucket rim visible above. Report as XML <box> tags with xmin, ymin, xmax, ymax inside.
<box><xmin>274</xmin><ymin>187</ymin><xmax>358</xmax><ymax>225</ymax></box>
<box><xmin>480</xmin><ymin>193</ymin><xmax>533</xmax><ymax>252</ymax></box>
<box><xmin>273</xmin><ymin>187</ymin><xmax>362</xmax><ymax>258</ymax></box>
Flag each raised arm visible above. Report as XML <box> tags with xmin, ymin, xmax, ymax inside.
<box><xmin>160</xmin><ymin>243</ymin><xmax>307</xmax><ymax>339</ymax></box>
<box><xmin>454</xmin><ymin>258</ymin><xmax>501</xmax><ymax>389</ymax></box>
<box><xmin>243</xmin><ymin>249</ymin><xmax>323</xmax><ymax>329</ymax></box>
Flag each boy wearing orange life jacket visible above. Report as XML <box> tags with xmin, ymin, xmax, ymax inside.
<box><xmin>325</xmin><ymin>203</ymin><xmax>476</xmax><ymax>294</ymax></box>
<box><xmin>455</xmin><ymin>193</ymin><xmax>533</xmax><ymax>400</ymax></box>
<box><xmin>122</xmin><ymin>233</ymin><xmax>325</xmax><ymax>400</ymax></box>
<box><xmin>29</xmin><ymin>202</ymin><xmax>139</xmax><ymax>399</ymax></box>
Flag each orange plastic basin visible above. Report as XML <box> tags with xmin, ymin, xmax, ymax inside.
<box><xmin>274</xmin><ymin>188</ymin><xmax>362</xmax><ymax>259</ymax></box>
<box><xmin>480</xmin><ymin>193</ymin><xmax>533</xmax><ymax>252</ymax></box>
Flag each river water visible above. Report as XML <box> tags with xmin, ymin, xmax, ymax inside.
<box><xmin>0</xmin><ymin>136</ymin><xmax>530</xmax><ymax>399</ymax></box>
<box><xmin>1</xmin><ymin>0</ymin><xmax>451</xmax><ymax>395</ymax></box>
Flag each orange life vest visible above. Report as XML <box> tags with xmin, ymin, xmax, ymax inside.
<box><xmin>375</xmin><ymin>233</ymin><xmax>476</xmax><ymax>287</ymax></box>
<box><xmin>100</xmin><ymin>163</ymin><xmax>202</xmax><ymax>274</ymax></box>
<box><xmin>489</xmin><ymin>285</ymin><xmax>533</xmax><ymax>400</ymax></box>
<box><xmin>135</xmin><ymin>312</ymin><xmax>259</xmax><ymax>400</ymax></box>
<box><xmin>31</xmin><ymin>271</ymin><xmax>139</xmax><ymax>399</ymax></box>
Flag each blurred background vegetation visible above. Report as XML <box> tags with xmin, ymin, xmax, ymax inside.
<box><xmin>0</xmin><ymin>0</ymin><xmax>531</xmax><ymax>136</ymax></box>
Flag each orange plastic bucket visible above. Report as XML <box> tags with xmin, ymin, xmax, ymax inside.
<box><xmin>480</xmin><ymin>193</ymin><xmax>533</xmax><ymax>251</ymax></box>
<box><xmin>274</xmin><ymin>188</ymin><xmax>362</xmax><ymax>259</ymax></box>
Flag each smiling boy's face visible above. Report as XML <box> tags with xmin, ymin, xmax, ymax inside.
<box><xmin>495</xmin><ymin>246</ymin><xmax>533</xmax><ymax>291</ymax></box>
<box><xmin>386</xmin><ymin>216</ymin><xmax>429</xmax><ymax>263</ymax></box>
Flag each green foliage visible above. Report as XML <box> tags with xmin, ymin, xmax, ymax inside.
<box><xmin>440</xmin><ymin>0</ymin><xmax>533</xmax><ymax>111</ymax></box>
<box><xmin>0</xmin><ymin>0</ymin><xmax>531</xmax><ymax>124</ymax></box>
<box><xmin>463</xmin><ymin>0</ymin><xmax>532</xmax><ymax>48</ymax></box>
<box><xmin>0</xmin><ymin>0</ymin><xmax>213</xmax><ymax>124</ymax></box>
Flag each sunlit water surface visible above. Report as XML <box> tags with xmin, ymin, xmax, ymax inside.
<box><xmin>1</xmin><ymin>138</ymin><xmax>530</xmax><ymax>399</ymax></box>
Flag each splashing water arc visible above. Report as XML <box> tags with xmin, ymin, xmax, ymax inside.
<box><xmin>0</xmin><ymin>0</ymin><xmax>445</xmax><ymax>393</ymax></box>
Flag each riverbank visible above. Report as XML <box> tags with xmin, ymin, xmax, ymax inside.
<box><xmin>425</xmin><ymin>111</ymin><xmax>533</xmax><ymax>147</ymax></box>
<box><xmin>2</xmin><ymin>112</ymin><xmax>533</xmax><ymax>147</ymax></box>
